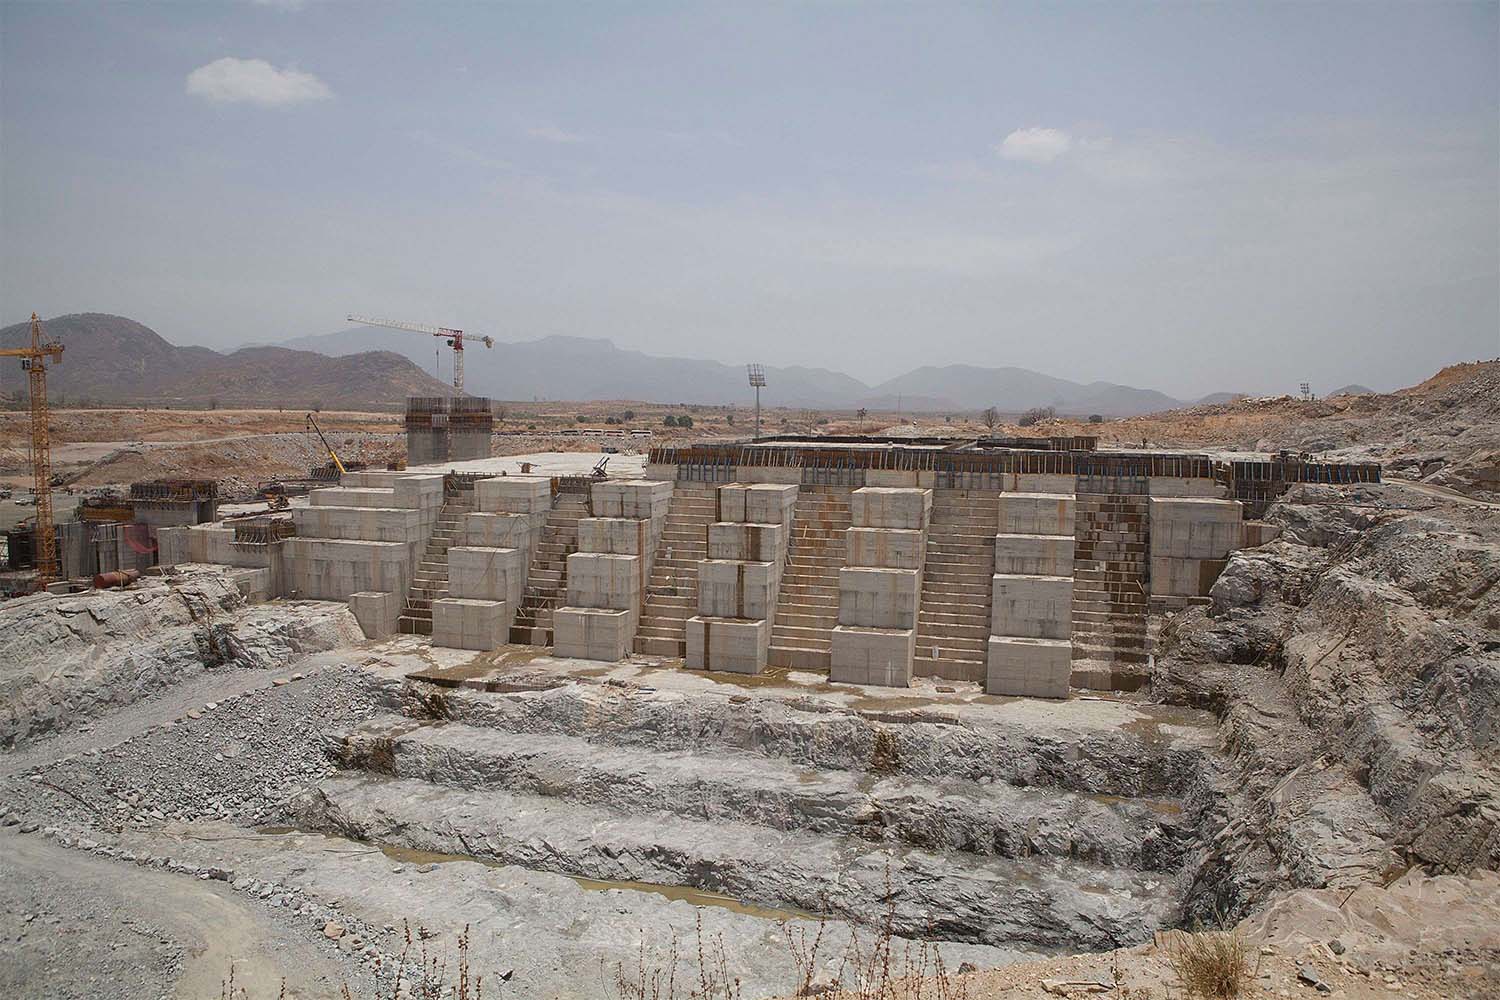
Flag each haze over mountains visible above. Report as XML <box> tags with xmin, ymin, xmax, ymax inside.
<box><xmin>0</xmin><ymin>314</ymin><xmax>451</xmax><ymax>408</ymax></box>
<box><xmin>281</xmin><ymin>326</ymin><xmax>1189</xmax><ymax>416</ymax></box>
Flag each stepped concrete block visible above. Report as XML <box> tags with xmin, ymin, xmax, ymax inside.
<box><xmin>565</xmin><ymin>552</ymin><xmax>641</xmax><ymax>610</ymax></box>
<box><xmin>838</xmin><ymin>566</ymin><xmax>921</xmax><ymax>630</ymax></box>
<box><xmin>309</xmin><ymin>487</ymin><xmax>397</xmax><ymax>509</ymax></box>
<box><xmin>994</xmin><ymin>533</ymin><xmax>1074</xmax><ymax>577</ymax></box>
<box><xmin>706</xmin><ymin>522</ymin><xmax>785</xmax><ymax>563</ymax></box>
<box><xmin>1004</xmin><ymin>473</ymin><xmax>1077</xmax><ymax>494</ymax></box>
<box><xmin>1148</xmin><ymin>477</ymin><xmax>1226</xmax><ymax>498</ymax></box>
<box><xmin>744</xmin><ymin>484</ymin><xmax>799</xmax><ymax>527</ymax></box>
<box><xmin>337</xmin><ymin>471</ymin><xmax>406</xmax><ymax>489</ymax></box>
<box><xmin>698</xmin><ymin>560</ymin><xmax>779</xmax><ymax>620</ymax></box>
<box><xmin>393</xmin><ymin>474</ymin><xmax>446</xmax><ymax>510</ymax></box>
<box><xmin>591</xmin><ymin>480</ymin><xmax>674</xmax><ymax>520</ymax></box>
<box><xmin>997</xmin><ymin>493</ymin><xmax>1075</xmax><ymax>535</ymax></box>
<box><xmin>283</xmin><ymin>537</ymin><xmax>409</xmax><ymax>601</ymax></box>
<box><xmin>864</xmin><ymin>469</ymin><xmax>920</xmax><ymax>488</ymax></box>
<box><xmin>578</xmin><ymin>517</ymin><xmax>654</xmax><ymax>556</ymax></box>
<box><xmin>464</xmin><ymin>512</ymin><xmax>545</xmax><ymax>550</ymax></box>
<box><xmin>716</xmin><ymin>485</ymin><xmax>748</xmax><ymax>523</ymax></box>
<box><xmin>830</xmin><ymin>625</ymin><xmax>915</xmax><ymax>687</ymax></box>
<box><xmin>431</xmin><ymin>597</ymin><xmax>507</xmax><ymax>651</ymax></box>
<box><xmin>684</xmin><ymin>615</ymin><xmax>771</xmax><ymax>674</ymax></box>
<box><xmin>845</xmin><ymin>528</ymin><xmax>925</xmax><ymax>570</ymax></box>
<box><xmin>986</xmin><ymin>636</ymin><xmax>1071</xmax><ymax>698</ymax></box>
<box><xmin>1149</xmin><ymin>498</ymin><xmax>1244</xmax><ymax>560</ymax></box>
<box><xmin>732</xmin><ymin>467</ymin><xmax>803</xmax><ymax>485</ymax></box>
<box><xmin>848</xmin><ymin>488</ymin><xmax>932</xmax><ymax>530</ymax></box>
<box><xmin>448</xmin><ymin>546</ymin><xmax>526</xmax><ymax>613</ymax></box>
<box><xmin>1149</xmin><ymin>556</ymin><xmax>1230</xmax><ymax>598</ymax></box>
<box><xmin>991</xmin><ymin>574</ymin><xmax>1073</xmax><ymax>640</ymax></box>
<box><xmin>475</xmin><ymin>476</ymin><xmax>553</xmax><ymax>514</ymax></box>
<box><xmin>553</xmin><ymin>606</ymin><xmax>636</xmax><ymax>661</ymax></box>
<box><xmin>348</xmin><ymin>590</ymin><xmax>401</xmax><ymax>639</ymax></box>
<box><xmin>292</xmin><ymin>506</ymin><xmax>424</xmax><ymax>543</ymax></box>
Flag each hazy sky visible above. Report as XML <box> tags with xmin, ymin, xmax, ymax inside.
<box><xmin>2</xmin><ymin>2</ymin><xmax>1497</xmax><ymax>397</ymax></box>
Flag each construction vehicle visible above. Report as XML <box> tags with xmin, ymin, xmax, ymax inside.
<box><xmin>305</xmin><ymin>413</ymin><xmax>346</xmax><ymax>476</ymax></box>
<box><xmin>346</xmin><ymin>314</ymin><xmax>494</xmax><ymax>394</ymax></box>
<box><xmin>0</xmin><ymin>314</ymin><xmax>63</xmax><ymax>584</ymax></box>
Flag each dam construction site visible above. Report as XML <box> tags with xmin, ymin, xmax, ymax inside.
<box><xmin>1</xmin><ymin>366</ymin><xmax>1497</xmax><ymax>1000</ymax></box>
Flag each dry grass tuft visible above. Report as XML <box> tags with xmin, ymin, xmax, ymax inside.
<box><xmin>1166</xmin><ymin>928</ymin><xmax>1254</xmax><ymax>999</ymax></box>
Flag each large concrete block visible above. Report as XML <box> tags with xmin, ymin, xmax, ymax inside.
<box><xmin>1149</xmin><ymin>498</ymin><xmax>1244</xmax><ymax>560</ymax></box>
<box><xmin>565</xmin><ymin>552</ymin><xmax>642</xmax><ymax>610</ymax></box>
<box><xmin>991</xmin><ymin>574</ymin><xmax>1072</xmax><ymax>640</ymax></box>
<box><xmin>845</xmin><ymin>528</ymin><xmax>925</xmax><ymax>570</ymax></box>
<box><xmin>431</xmin><ymin>598</ymin><xmax>507</xmax><ymax>651</ymax></box>
<box><xmin>848</xmin><ymin>488</ymin><xmax>932</xmax><ymax>530</ymax></box>
<box><xmin>338</xmin><ymin>471</ymin><xmax>406</xmax><ymax>489</ymax></box>
<box><xmin>716</xmin><ymin>485</ymin><xmax>748</xmax><ymax>524</ymax></box>
<box><xmin>463</xmin><ymin>512</ymin><xmax>544</xmax><ymax>549</ymax></box>
<box><xmin>393</xmin><ymin>474</ymin><xmax>446</xmax><ymax>510</ymax></box>
<box><xmin>1147</xmin><ymin>477</ymin><xmax>1225</xmax><ymax>498</ymax></box>
<box><xmin>475</xmin><ymin>476</ymin><xmax>553</xmax><ymax>514</ymax></box>
<box><xmin>348</xmin><ymin>590</ymin><xmax>401</xmax><ymax>639</ymax></box>
<box><xmin>592</xmin><ymin>480</ymin><xmax>673</xmax><ymax>519</ymax></box>
<box><xmin>282</xmin><ymin>537</ymin><xmax>409</xmax><ymax>601</ymax></box>
<box><xmin>1004</xmin><ymin>473</ymin><xmax>1077</xmax><ymax>495</ymax></box>
<box><xmin>292</xmin><ymin>506</ymin><xmax>424</xmax><ymax>543</ymax></box>
<box><xmin>309</xmin><ymin>487</ymin><xmax>397</xmax><ymax>509</ymax></box>
<box><xmin>684</xmin><ymin>616</ymin><xmax>771</xmax><ymax>674</ymax></box>
<box><xmin>986</xmin><ymin>636</ymin><xmax>1071</xmax><ymax>699</ymax></box>
<box><xmin>553</xmin><ymin>606</ymin><xmax>636</xmax><ymax>661</ymax></box>
<box><xmin>1149</xmin><ymin>556</ymin><xmax>1229</xmax><ymax>598</ymax></box>
<box><xmin>577</xmin><ymin>517</ymin><xmax>654</xmax><ymax>556</ymax></box>
<box><xmin>744</xmin><ymin>484</ymin><xmax>798</xmax><ymax>527</ymax></box>
<box><xmin>830</xmin><ymin>626</ymin><xmax>915</xmax><ymax>687</ymax></box>
<box><xmin>864</xmin><ymin>469</ymin><xmax>920</xmax><ymax>488</ymax></box>
<box><xmin>706</xmin><ymin>522</ymin><xmax>785</xmax><ymax>563</ymax></box>
<box><xmin>156</xmin><ymin>526</ymin><xmax>194</xmax><ymax>567</ymax></box>
<box><xmin>994</xmin><ymin>533</ymin><xmax>1074</xmax><ymax>577</ymax></box>
<box><xmin>838</xmin><ymin>566</ymin><xmax>921</xmax><ymax>630</ymax></box>
<box><xmin>997</xmin><ymin>493</ymin><xmax>1075</xmax><ymax>535</ymax></box>
<box><xmin>732</xmin><ymin>467</ymin><xmax>803</xmax><ymax>485</ymax></box>
<box><xmin>698</xmin><ymin>560</ymin><xmax>779</xmax><ymax>620</ymax></box>
<box><xmin>448</xmin><ymin>546</ymin><xmax>527</xmax><ymax>614</ymax></box>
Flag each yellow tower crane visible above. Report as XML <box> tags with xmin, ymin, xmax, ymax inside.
<box><xmin>0</xmin><ymin>314</ymin><xmax>64</xmax><ymax>584</ymax></box>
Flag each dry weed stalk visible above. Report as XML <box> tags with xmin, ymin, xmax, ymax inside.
<box><xmin>605</xmin><ymin>914</ymin><xmax>742</xmax><ymax>1000</ymax></box>
<box><xmin>1166</xmin><ymin>927</ymin><xmax>1254</xmax><ymax>1000</ymax></box>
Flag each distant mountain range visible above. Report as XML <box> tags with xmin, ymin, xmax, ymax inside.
<box><xmin>0</xmin><ymin>314</ymin><xmax>451</xmax><ymax>408</ymax></box>
<box><xmin>280</xmin><ymin>326</ymin><xmax>1189</xmax><ymax>416</ymax></box>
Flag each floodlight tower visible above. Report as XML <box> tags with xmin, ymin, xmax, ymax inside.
<box><xmin>747</xmin><ymin>364</ymin><xmax>767</xmax><ymax>439</ymax></box>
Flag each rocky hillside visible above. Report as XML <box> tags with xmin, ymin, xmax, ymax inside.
<box><xmin>1154</xmin><ymin>481</ymin><xmax>1499</xmax><ymax>922</ymax></box>
<box><xmin>0</xmin><ymin>314</ymin><xmax>453</xmax><ymax>409</ymax></box>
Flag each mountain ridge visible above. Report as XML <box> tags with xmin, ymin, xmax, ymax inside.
<box><xmin>280</xmin><ymin>326</ymin><xmax>1185</xmax><ymax>415</ymax></box>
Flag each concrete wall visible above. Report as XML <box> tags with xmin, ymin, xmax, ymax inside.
<box><xmin>1149</xmin><ymin>498</ymin><xmax>1244</xmax><ymax>560</ymax></box>
<box><xmin>838</xmin><ymin>566</ymin><xmax>921</xmax><ymax>630</ymax></box>
<box><xmin>994</xmin><ymin>533</ymin><xmax>1074</xmax><ymax>577</ymax></box>
<box><xmin>845</xmin><ymin>527</ymin><xmax>925</xmax><ymax>570</ymax></box>
<box><xmin>848</xmin><ymin>488</ymin><xmax>932</xmax><ymax>530</ymax></box>
<box><xmin>1148</xmin><ymin>477</ymin><xmax>1226</xmax><ymax>498</ymax></box>
<box><xmin>997</xmin><ymin>493</ymin><xmax>1075</xmax><ymax>536</ymax></box>
<box><xmin>986</xmin><ymin>636</ymin><xmax>1071</xmax><ymax>699</ymax></box>
<box><xmin>991</xmin><ymin>574</ymin><xmax>1072</xmax><ymax>640</ymax></box>
<box><xmin>448</xmin><ymin>546</ymin><xmax>526</xmax><ymax>626</ymax></box>
<box><xmin>432</xmin><ymin>597</ymin><xmax>507</xmax><ymax>651</ymax></box>
<box><xmin>282</xmin><ymin>537</ymin><xmax>409</xmax><ymax>601</ymax></box>
<box><xmin>309</xmin><ymin>487</ymin><xmax>398</xmax><ymax>509</ymax></box>
<box><xmin>292</xmin><ymin>506</ymin><xmax>424</xmax><ymax>543</ymax></box>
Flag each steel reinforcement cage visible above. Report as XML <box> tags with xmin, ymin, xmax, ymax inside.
<box><xmin>648</xmin><ymin>442</ymin><xmax>1380</xmax><ymax>504</ymax></box>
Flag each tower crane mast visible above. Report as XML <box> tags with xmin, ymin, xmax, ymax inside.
<box><xmin>0</xmin><ymin>313</ymin><xmax>63</xmax><ymax>584</ymax></box>
<box><xmin>346</xmin><ymin>314</ymin><xmax>494</xmax><ymax>395</ymax></box>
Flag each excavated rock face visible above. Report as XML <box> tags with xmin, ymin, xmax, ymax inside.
<box><xmin>0</xmin><ymin>567</ymin><xmax>365</xmax><ymax>748</ymax></box>
<box><xmin>1154</xmin><ymin>482</ymin><xmax>1500</xmax><ymax>922</ymax></box>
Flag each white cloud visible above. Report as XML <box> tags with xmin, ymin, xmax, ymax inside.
<box><xmin>185</xmin><ymin>58</ymin><xmax>331</xmax><ymax>107</ymax></box>
<box><xmin>526</xmin><ymin>124</ymin><xmax>587</xmax><ymax>144</ymax></box>
<box><xmin>997</xmin><ymin>127</ymin><xmax>1073</xmax><ymax>164</ymax></box>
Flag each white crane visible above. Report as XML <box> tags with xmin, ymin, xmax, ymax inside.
<box><xmin>347</xmin><ymin>313</ymin><xmax>494</xmax><ymax>394</ymax></box>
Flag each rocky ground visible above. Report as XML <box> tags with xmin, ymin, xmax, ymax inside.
<box><xmin>1</xmin><ymin>463</ymin><xmax>1498</xmax><ymax>997</ymax></box>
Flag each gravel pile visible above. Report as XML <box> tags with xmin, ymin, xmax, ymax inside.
<box><xmin>1</xmin><ymin>666</ymin><xmax>398</xmax><ymax>832</ymax></box>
